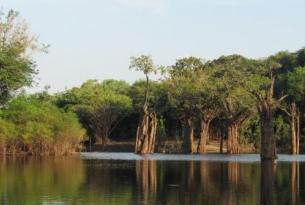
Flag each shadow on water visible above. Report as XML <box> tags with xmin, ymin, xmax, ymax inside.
<box><xmin>0</xmin><ymin>154</ymin><xmax>304</xmax><ymax>205</ymax></box>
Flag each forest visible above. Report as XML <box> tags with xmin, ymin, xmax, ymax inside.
<box><xmin>0</xmin><ymin>10</ymin><xmax>305</xmax><ymax>158</ymax></box>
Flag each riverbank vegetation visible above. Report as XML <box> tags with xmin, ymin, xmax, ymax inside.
<box><xmin>1</xmin><ymin>10</ymin><xmax>305</xmax><ymax>157</ymax></box>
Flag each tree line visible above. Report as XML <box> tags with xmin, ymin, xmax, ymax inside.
<box><xmin>54</xmin><ymin>47</ymin><xmax>305</xmax><ymax>160</ymax></box>
<box><xmin>0</xmin><ymin>10</ymin><xmax>305</xmax><ymax>158</ymax></box>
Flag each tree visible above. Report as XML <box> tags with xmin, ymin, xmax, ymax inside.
<box><xmin>0</xmin><ymin>10</ymin><xmax>45</xmax><ymax>104</ymax></box>
<box><xmin>56</xmin><ymin>80</ymin><xmax>132</xmax><ymax>144</ymax></box>
<box><xmin>129</xmin><ymin>55</ymin><xmax>159</xmax><ymax>154</ymax></box>
<box><xmin>285</xmin><ymin>67</ymin><xmax>305</xmax><ymax>154</ymax></box>
<box><xmin>166</xmin><ymin>57</ymin><xmax>221</xmax><ymax>153</ymax></box>
<box><xmin>243</xmin><ymin>58</ymin><xmax>284</xmax><ymax>160</ymax></box>
<box><xmin>208</xmin><ymin>55</ymin><xmax>255</xmax><ymax>154</ymax></box>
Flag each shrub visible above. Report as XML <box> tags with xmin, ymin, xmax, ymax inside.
<box><xmin>0</xmin><ymin>96</ymin><xmax>85</xmax><ymax>155</ymax></box>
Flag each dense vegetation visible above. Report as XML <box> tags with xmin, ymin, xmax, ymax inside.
<box><xmin>0</xmin><ymin>10</ymin><xmax>85</xmax><ymax>155</ymax></box>
<box><xmin>54</xmin><ymin>47</ymin><xmax>305</xmax><ymax>158</ymax></box>
<box><xmin>1</xmin><ymin>10</ymin><xmax>305</xmax><ymax>157</ymax></box>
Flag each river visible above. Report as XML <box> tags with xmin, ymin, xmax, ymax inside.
<box><xmin>0</xmin><ymin>153</ymin><xmax>304</xmax><ymax>205</ymax></box>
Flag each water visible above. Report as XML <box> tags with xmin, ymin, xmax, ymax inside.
<box><xmin>0</xmin><ymin>153</ymin><xmax>305</xmax><ymax>205</ymax></box>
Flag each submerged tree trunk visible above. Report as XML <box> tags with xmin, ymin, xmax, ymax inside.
<box><xmin>135</xmin><ymin>75</ymin><xmax>157</xmax><ymax>154</ymax></box>
<box><xmin>227</xmin><ymin>124</ymin><xmax>239</xmax><ymax>154</ymax></box>
<box><xmin>290</xmin><ymin>102</ymin><xmax>300</xmax><ymax>155</ymax></box>
<box><xmin>183</xmin><ymin>117</ymin><xmax>195</xmax><ymax>153</ymax></box>
<box><xmin>220</xmin><ymin>134</ymin><xmax>224</xmax><ymax>153</ymax></box>
<box><xmin>259</xmin><ymin>102</ymin><xmax>276</xmax><ymax>160</ymax></box>
<box><xmin>135</xmin><ymin>104</ymin><xmax>157</xmax><ymax>154</ymax></box>
<box><xmin>197</xmin><ymin>119</ymin><xmax>211</xmax><ymax>153</ymax></box>
<box><xmin>256</xmin><ymin>78</ymin><xmax>277</xmax><ymax>160</ymax></box>
<box><xmin>227</xmin><ymin>112</ymin><xmax>250</xmax><ymax>154</ymax></box>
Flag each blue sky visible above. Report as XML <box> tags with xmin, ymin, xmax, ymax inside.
<box><xmin>1</xmin><ymin>0</ymin><xmax>305</xmax><ymax>92</ymax></box>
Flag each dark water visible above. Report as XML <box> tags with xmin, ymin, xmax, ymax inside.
<box><xmin>0</xmin><ymin>153</ymin><xmax>305</xmax><ymax>205</ymax></box>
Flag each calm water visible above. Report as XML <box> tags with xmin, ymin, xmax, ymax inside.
<box><xmin>0</xmin><ymin>153</ymin><xmax>305</xmax><ymax>205</ymax></box>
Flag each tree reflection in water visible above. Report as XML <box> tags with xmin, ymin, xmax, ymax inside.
<box><xmin>0</xmin><ymin>157</ymin><xmax>304</xmax><ymax>205</ymax></box>
<box><xmin>291</xmin><ymin>162</ymin><xmax>300</xmax><ymax>205</ymax></box>
<box><xmin>136</xmin><ymin>160</ymin><xmax>157</xmax><ymax>205</ymax></box>
<box><xmin>260</xmin><ymin>160</ymin><xmax>276</xmax><ymax>205</ymax></box>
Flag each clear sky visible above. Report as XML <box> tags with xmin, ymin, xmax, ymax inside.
<box><xmin>1</xmin><ymin>0</ymin><xmax>305</xmax><ymax>92</ymax></box>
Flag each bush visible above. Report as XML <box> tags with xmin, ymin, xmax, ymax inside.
<box><xmin>0</xmin><ymin>96</ymin><xmax>85</xmax><ymax>155</ymax></box>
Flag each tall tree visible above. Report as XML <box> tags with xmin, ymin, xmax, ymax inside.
<box><xmin>243</xmin><ymin>58</ymin><xmax>284</xmax><ymax>160</ymax></box>
<box><xmin>285</xmin><ymin>67</ymin><xmax>305</xmax><ymax>154</ymax></box>
<box><xmin>166</xmin><ymin>57</ymin><xmax>221</xmax><ymax>153</ymax></box>
<box><xmin>208</xmin><ymin>55</ymin><xmax>255</xmax><ymax>154</ymax></box>
<box><xmin>130</xmin><ymin>55</ymin><xmax>159</xmax><ymax>154</ymax></box>
<box><xmin>0</xmin><ymin>10</ymin><xmax>45</xmax><ymax>104</ymax></box>
<box><xmin>56</xmin><ymin>80</ymin><xmax>132</xmax><ymax>144</ymax></box>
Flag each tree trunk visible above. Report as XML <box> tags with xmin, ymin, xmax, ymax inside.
<box><xmin>290</xmin><ymin>102</ymin><xmax>300</xmax><ymax>155</ymax></box>
<box><xmin>220</xmin><ymin>134</ymin><xmax>224</xmax><ymax>153</ymax></box>
<box><xmin>135</xmin><ymin>104</ymin><xmax>157</xmax><ymax>154</ymax></box>
<box><xmin>135</xmin><ymin>74</ymin><xmax>158</xmax><ymax>154</ymax></box>
<box><xmin>227</xmin><ymin>112</ymin><xmax>250</xmax><ymax>154</ymax></box>
<box><xmin>227</xmin><ymin>124</ymin><xmax>240</xmax><ymax>154</ymax></box>
<box><xmin>258</xmin><ymin>78</ymin><xmax>277</xmax><ymax>160</ymax></box>
<box><xmin>260</xmin><ymin>105</ymin><xmax>276</xmax><ymax>160</ymax></box>
<box><xmin>183</xmin><ymin>118</ymin><xmax>195</xmax><ymax>153</ymax></box>
<box><xmin>197</xmin><ymin>119</ymin><xmax>211</xmax><ymax>153</ymax></box>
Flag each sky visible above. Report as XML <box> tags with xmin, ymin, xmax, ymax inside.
<box><xmin>1</xmin><ymin>0</ymin><xmax>305</xmax><ymax>93</ymax></box>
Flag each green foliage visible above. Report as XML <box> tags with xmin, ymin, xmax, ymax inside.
<box><xmin>56</xmin><ymin>79</ymin><xmax>132</xmax><ymax>142</ymax></box>
<box><xmin>287</xmin><ymin>67</ymin><xmax>305</xmax><ymax>102</ymax></box>
<box><xmin>0</xmin><ymin>96</ymin><xmax>85</xmax><ymax>155</ymax></box>
<box><xmin>0</xmin><ymin>10</ymin><xmax>45</xmax><ymax>104</ymax></box>
<box><xmin>129</xmin><ymin>55</ymin><xmax>158</xmax><ymax>76</ymax></box>
<box><xmin>274</xmin><ymin>115</ymin><xmax>290</xmax><ymax>152</ymax></box>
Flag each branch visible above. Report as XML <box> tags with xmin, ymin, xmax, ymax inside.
<box><xmin>277</xmin><ymin>94</ymin><xmax>288</xmax><ymax>103</ymax></box>
<box><xmin>278</xmin><ymin>105</ymin><xmax>291</xmax><ymax>117</ymax></box>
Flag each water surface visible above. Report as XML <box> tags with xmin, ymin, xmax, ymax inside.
<box><xmin>0</xmin><ymin>153</ymin><xmax>304</xmax><ymax>205</ymax></box>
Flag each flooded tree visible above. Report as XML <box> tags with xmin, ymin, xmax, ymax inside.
<box><xmin>284</xmin><ymin>67</ymin><xmax>305</xmax><ymax>154</ymax></box>
<box><xmin>130</xmin><ymin>55</ymin><xmax>159</xmax><ymax>154</ymax></box>
<box><xmin>56</xmin><ymin>80</ymin><xmax>132</xmax><ymax>145</ymax></box>
<box><xmin>208</xmin><ymin>56</ymin><xmax>256</xmax><ymax>154</ymax></box>
<box><xmin>167</xmin><ymin>57</ymin><xmax>221</xmax><ymax>153</ymax></box>
<box><xmin>242</xmin><ymin>59</ymin><xmax>285</xmax><ymax>160</ymax></box>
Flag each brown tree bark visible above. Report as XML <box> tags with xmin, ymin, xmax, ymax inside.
<box><xmin>135</xmin><ymin>74</ymin><xmax>158</xmax><ymax>154</ymax></box>
<box><xmin>135</xmin><ymin>104</ymin><xmax>157</xmax><ymax>154</ymax></box>
<box><xmin>220</xmin><ymin>134</ymin><xmax>224</xmax><ymax>153</ymax></box>
<box><xmin>227</xmin><ymin>124</ymin><xmax>239</xmax><ymax>154</ymax></box>
<box><xmin>183</xmin><ymin>117</ymin><xmax>196</xmax><ymax>153</ymax></box>
<box><xmin>197</xmin><ymin>118</ymin><xmax>211</xmax><ymax>153</ymax></box>
<box><xmin>290</xmin><ymin>102</ymin><xmax>300</xmax><ymax>155</ymax></box>
<box><xmin>227</xmin><ymin>112</ymin><xmax>250</xmax><ymax>154</ymax></box>
<box><xmin>256</xmin><ymin>78</ymin><xmax>277</xmax><ymax>160</ymax></box>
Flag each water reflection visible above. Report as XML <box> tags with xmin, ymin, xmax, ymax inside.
<box><xmin>0</xmin><ymin>156</ymin><xmax>304</xmax><ymax>205</ymax></box>
<box><xmin>260</xmin><ymin>161</ymin><xmax>276</xmax><ymax>205</ymax></box>
<box><xmin>291</xmin><ymin>162</ymin><xmax>300</xmax><ymax>205</ymax></box>
<box><xmin>0</xmin><ymin>157</ymin><xmax>85</xmax><ymax>205</ymax></box>
<box><xmin>136</xmin><ymin>160</ymin><xmax>157</xmax><ymax>205</ymax></box>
